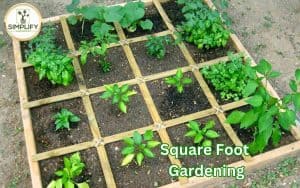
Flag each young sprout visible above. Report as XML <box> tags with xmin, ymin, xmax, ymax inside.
<box><xmin>145</xmin><ymin>36</ymin><xmax>171</xmax><ymax>59</ymax></box>
<box><xmin>121</xmin><ymin>130</ymin><xmax>160</xmax><ymax>166</ymax></box>
<box><xmin>47</xmin><ymin>152</ymin><xmax>89</xmax><ymax>188</ymax></box>
<box><xmin>165</xmin><ymin>69</ymin><xmax>192</xmax><ymax>93</ymax></box>
<box><xmin>53</xmin><ymin>108</ymin><xmax>81</xmax><ymax>131</ymax></box>
<box><xmin>100</xmin><ymin>84</ymin><xmax>137</xmax><ymax>113</ymax></box>
<box><xmin>185</xmin><ymin>120</ymin><xmax>220</xmax><ymax>147</ymax></box>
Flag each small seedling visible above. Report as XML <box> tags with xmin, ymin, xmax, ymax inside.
<box><xmin>121</xmin><ymin>130</ymin><xmax>160</xmax><ymax>166</ymax></box>
<box><xmin>100</xmin><ymin>84</ymin><xmax>137</xmax><ymax>113</ymax></box>
<box><xmin>145</xmin><ymin>36</ymin><xmax>171</xmax><ymax>59</ymax></box>
<box><xmin>185</xmin><ymin>120</ymin><xmax>220</xmax><ymax>147</ymax></box>
<box><xmin>100</xmin><ymin>60</ymin><xmax>112</xmax><ymax>73</ymax></box>
<box><xmin>53</xmin><ymin>109</ymin><xmax>81</xmax><ymax>131</ymax></box>
<box><xmin>47</xmin><ymin>152</ymin><xmax>89</xmax><ymax>188</ymax></box>
<box><xmin>165</xmin><ymin>69</ymin><xmax>192</xmax><ymax>93</ymax></box>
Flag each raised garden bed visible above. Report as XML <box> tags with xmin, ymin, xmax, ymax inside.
<box><xmin>11</xmin><ymin>0</ymin><xmax>300</xmax><ymax>187</ymax></box>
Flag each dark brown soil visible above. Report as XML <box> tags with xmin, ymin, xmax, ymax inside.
<box><xmin>161</xmin><ymin>0</ymin><xmax>184</xmax><ymax>26</ymax></box>
<box><xmin>124</xmin><ymin>5</ymin><xmax>168</xmax><ymax>38</ymax></box>
<box><xmin>20</xmin><ymin>23</ymin><xmax>68</xmax><ymax>62</ymax></box>
<box><xmin>226</xmin><ymin>106</ymin><xmax>297</xmax><ymax>156</ymax></box>
<box><xmin>147</xmin><ymin>72</ymin><xmax>211</xmax><ymax>120</ymax></box>
<box><xmin>80</xmin><ymin>47</ymin><xmax>135</xmax><ymax>89</ymax></box>
<box><xmin>167</xmin><ymin>115</ymin><xmax>243</xmax><ymax>169</ymax></box>
<box><xmin>31</xmin><ymin>98</ymin><xmax>93</xmax><ymax>153</ymax></box>
<box><xmin>130</xmin><ymin>37</ymin><xmax>189</xmax><ymax>76</ymax></box>
<box><xmin>24</xmin><ymin>67</ymin><xmax>79</xmax><ymax>101</ymax></box>
<box><xmin>105</xmin><ymin>133</ymin><xmax>174</xmax><ymax>187</ymax></box>
<box><xmin>39</xmin><ymin>148</ymin><xmax>106</xmax><ymax>187</ymax></box>
<box><xmin>68</xmin><ymin>21</ymin><xmax>119</xmax><ymax>50</ymax></box>
<box><xmin>90</xmin><ymin>85</ymin><xmax>153</xmax><ymax>137</ymax></box>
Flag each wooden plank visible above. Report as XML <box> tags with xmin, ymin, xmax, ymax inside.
<box><xmin>221</xmin><ymin>99</ymin><xmax>248</xmax><ymax>112</ymax></box>
<box><xmin>12</xmin><ymin>39</ymin><xmax>42</xmax><ymax>187</ymax></box>
<box><xmin>32</xmin><ymin>141</ymin><xmax>94</xmax><ymax>161</ymax></box>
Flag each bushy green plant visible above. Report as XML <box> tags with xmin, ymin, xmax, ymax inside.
<box><xmin>201</xmin><ymin>52</ymin><xmax>250</xmax><ymax>101</ymax></box>
<box><xmin>47</xmin><ymin>152</ymin><xmax>89</xmax><ymax>188</ymax></box>
<box><xmin>185</xmin><ymin>120</ymin><xmax>220</xmax><ymax>147</ymax></box>
<box><xmin>100</xmin><ymin>84</ymin><xmax>137</xmax><ymax>113</ymax></box>
<box><xmin>79</xmin><ymin>39</ymin><xmax>108</xmax><ymax>65</ymax></box>
<box><xmin>100</xmin><ymin>60</ymin><xmax>112</xmax><ymax>73</ymax></box>
<box><xmin>145</xmin><ymin>36</ymin><xmax>171</xmax><ymax>59</ymax></box>
<box><xmin>121</xmin><ymin>130</ymin><xmax>160</xmax><ymax>166</ymax></box>
<box><xmin>177</xmin><ymin>0</ymin><xmax>230</xmax><ymax>49</ymax></box>
<box><xmin>27</xmin><ymin>26</ymin><xmax>74</xmax><ymax>86</ymax></box>
<box><xmin>226</xmin><ymin>59</ymin><xmax>300</xmax><ymax>154</ymax></box>
<box><xmin>53</xmin><ymin>109</ymin><xmax>81</xmax><ymax>131</ymax></box>
<box><xmin>165</xmin><ymin>69</ymin><xmax>192</xmax><ymax>93</ymax></box>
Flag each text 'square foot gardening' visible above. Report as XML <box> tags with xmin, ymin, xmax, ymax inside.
<box><xmin>8</xmin><ymin>0</ymin><xmax>300</xmax><ymax>187</ymax></box>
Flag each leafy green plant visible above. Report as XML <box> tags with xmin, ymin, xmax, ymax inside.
<box><xmin>145</xmin><ymin>36</ymin><xmax>171</xmax><ymax>59</ymax></box>
<box><xmin>53</xmin><ymin>109</ymin><xmax>81</xmax><ymax>131</ymax></box>
<box><xmin>177</xmin><ymin>0</ymin><xmax>230</xmax><ymax>49</ymax></box>
<box><xmin>165</xmin><ymin>69</ymin><xmax>192</xmax><ymax>93</ymax></box>
<box><xmin>100</xmin><ymin>60</ymin><xmax>112</xmax><ymax>73</ymax></box>
<box><xmin>26</xmin><ymin>25</ymin><xmax>75</xmax><ymax>86</ymax></box>
<box><xmin>100</xmin><ymin>84</ymin><xmax>137</xmax><ymax>113</ymax></box>
<box><xmin>201</xmin><ymin>52</ymin><xmax>250</xmax><ymax>101</ymax></box>
<box><xmin>226</xmin><ymin>59</ymin><xmax>300</xmax><ymax>154</ymax></box>
<box><xmin>185</xmin><ymin>120</ymin><xmax>220</xmax><ymax>147</ymax></box>
<box><xmin>47</xmin><ymin>152</ymin><xmax>89</xmax><ymax>188</ymax></box>
<box><xmin>121</xmin><ymin>130</ymin><xmax>160</xmax><ymax>166</ymax></box>
<box><xmin>79</xmin><ymin>39</ymin><xmax>108</xmax><ymax>65</ymax></box>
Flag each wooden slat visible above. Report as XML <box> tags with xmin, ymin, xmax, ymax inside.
<box><xmin>12</xmin><ymin>39</ymin><xmax>42</xmax><ymax>187</ymax></box>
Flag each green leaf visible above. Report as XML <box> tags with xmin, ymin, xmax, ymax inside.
<box><xmin>136</xmin><ymin>152</ymin><xmax>144</xmax><ymax>166</ymax></box>
<box><xmin>194</xmin><ymin>133</ymin><xmax>203</xmax><ymax>144</ymax></box>
<box><xmin>47</xmin><ymin>180</ymin><xmax>58</xmax><ymax>188</ymax></box>
<box><xmin>187</xmin><ymin>121</ymin><xmax>200</xmax><ymax>131</ymax></box>
<box><xmin>143</xmin><ymin>130</ymin><xmax>153</xmax><ymax>141</ymax></box>
<box><xmin>104</xmin><ymin>6</ymin><xmax>124</xmax><ymax>22</ymax></box>
<box><xmin>133</xmin><ymin>131</ymin><xmax>142</xmax><ymax>145</ymax></box>
<box><xmin>271</xmin><ymin>124</ymin><xmax>281</xmax><ymax>146</ymax></box>
<box><xmin>258</xmin><ymin>113</ymin><xmax>273</xmax><ymax>133</ymax></box>
<box><xmin>118</xmin><ymin>101</ymin><xmax>127</xmax><ymax>113</ymax></box>
<box><xmin>176</xmin><ymin>69</ymin><xmax>183</xmax><ymax>79</ymax></box>
<box><xmin>70</xmin><ymin>115</ymin><xmax>80</xmax><ymax>122</ymax></box>
<box><xmin>65</xmin><ymin>181</ymin><xmax>75</xmax><ymax>188</ymax></box>
<box><xmin>255</xmin><ymin>59</ymin><xmax>272</xmax><ymax>75</ymax></box>
<box><xmin>240</xmin><ymin>110</ymin><xmax>258</xmax><ymax>129</ymax></box>
<box><xmin>80</xmin><ymin>6</ymin><xmax>103</xmax><ymax>20</ymax></box>
<box><xmin>184</xmin><ymin>130</ymin><xmax>197</xmax><ymax>137</ymax></box>
<box><xmin>77</xmin><ymin>182</ymin><xmax>89</xmax><ymax>188</ymax></box>
<box><xmin>67</xmin><ymin>15</ymin><xmax>78</xmax><ymax>25</ymax></box>
<box><xmin>243</xmin><ymin>80</ymin><xmax>258</xmax><ymax>97</ymax></box>
<box><xmin>295</xmin><ymin>69</ymin><xmax>300</xmax><ymax>81</ymax></box>
<box><xmin>205</xmin><ymin>130</ymin><xmax>220</xmax><ymax>139</ymax></box>
<box><xmin>289</xmin><ymin>80</ymin><xmax>297</xmax><ymax>92</ymax></box>
<box><xmin>182</xmin><ymin>78</ymin><xmax>193</xmax><ymax>84</ymax></box>
<box><xmin>279</xmin><ymin>110</ymin><xmax>296</xmax><ymax>131</ymax></box>
<box><xmin>143</xmin><ymin>148</ymin><xmax>155</xmax><ymax>158</ymax></box>
<box><xmin>100</xmin><ymin>91</ymin><xmax>112</xmax><ymax>99</ymax></box>
<box><xmin>269</xmin><ymin>71</ymin><xmax>281</xmax><ymax>78</ymax></box>
<box><xmin>140</xmin><ymin>19</ymin><xmax>153</xmax><ymax>30</ymax></box>
<box><xmin>121</xmin><ymin>146</ymin><xmax>135</xmax><ymax>155</ymax></box>
<box><xmin>226</xmin><ymin>111</ymin><xmax>245</xmax><ymax>124</ymax></box>
<box><xmin>123</xmin><ymin>137</ymin><xmax>134</xmax><ymax>146</ymax></box>
<box><xmin>293</xmin><ymin>93</ymin><xmax>300</xmax><ymax>111</ymax></box>
<box><xmin>202</xmin><ymin>139</ymin><xmax>212</xmax><ymax>147</ymax></box>
<box><xmin>246</xmin><ymin>95</ymin><xmax>263</xmax><ymax>107</ymax></box>
<box><xmin>249</xmin><ymin>129</ymin><xmax>272</xmax><ymax>154</ymax></box>
<box><xmin>204</xmin><ymin>120</ymin><xmax>215</xmax><ymax>129</ymax></box>
<box><xmin>121</xmin><ymin>154</ymin><xmax>135</xmax><ymax>166</ymax></box>
<box><xmin>147</xmin><ymin>141</ymin><xmax>160</xmax><ymax>148</ymax></box>
<box><xmin>66</xmin><ymin>0</ymin><xmax>80</xmax><ymax>12</ymax></box>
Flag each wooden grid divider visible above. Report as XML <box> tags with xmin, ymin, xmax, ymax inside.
<box><xmin>152</xmin><ymin>0</ymin><xmax>251</xmax><ymax>162</ymax></box>
<box><xmin>60</xmin><ymin>17</ymin><xmax>117</xmax><ymax>188</ymax></box>
<box><xmin>113</xmin><ymin>21</ymin><xmax>189</xmax><ymax>184</ymax></box>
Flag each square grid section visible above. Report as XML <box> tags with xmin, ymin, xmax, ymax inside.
<box><xmin>12</xmin><ymin>0</ymin><xmax>300</xmax><ymax>187</ymax></box>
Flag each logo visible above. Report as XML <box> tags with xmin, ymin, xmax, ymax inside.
<box><xmin>4</xmin><ymin>3</ymin><xmax>42</xmax><ymax>41</ymax></box>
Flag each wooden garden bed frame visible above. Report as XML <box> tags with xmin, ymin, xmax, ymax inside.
<box><xmin>11</xmin><ymin>0</ymin><xmax>300</xmax><ymax>187</ymax></box>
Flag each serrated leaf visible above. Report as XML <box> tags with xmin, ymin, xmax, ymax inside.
<box><xmin>255</xmin><ymin>59</ymin><xmax>272</xmax><ymax>75</ymax></box>
<box><xmin>258</xmin><ymin>113</ymin><xmax>273</xmax><ymax>133</ymax></box>
<box><xmin>121</xmin><ymin>154</ymin><xmax>135</xmax><ymax>166</ymax></box>
<box><xmin>240</xmin><ymin>110</ymin><xmax>258</xmax><ymax>129</ymax></box>
<box><xmin>279</xmin><ymin>110</ymin><xmax>296</xmax><ymax>131</ymax></box>
<box><xmin>246</xmin><ymin>95</ymin><xmax>263</xmax><ymax>107</ymax></box>
<box><xmin>243</xmin><ymin>80</ymin><xmax>258</xmax><ymax>97</ymax></box>
<box><xmin>136</xmin><ymin>152</ymin><xmax>144</xmax><ymax>166</ymax></box>
<box><xmin>226</xmin><ymin>111</ymin><xmax>245</xmax><ymax>124</ymax></box>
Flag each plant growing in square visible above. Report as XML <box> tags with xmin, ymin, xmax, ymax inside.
<box><xmin>53</xmin><ymin>108</ymin><xmax>81</xmax><ymax>131</ymax></box>
<box><xmin>121</xmin><ymin>130</ymin><xmax>161</xmax><ymax>166</ymax></box>
<box><xmin>226</xmin><ymin>59</ymin><xmax>300</xmax><ymax>154</ymax></box>
<box><xmin>100</xmin><ymin>84</ymin><xmax>137</xmax><ymax>113</ymax></box>
<box><xmin>145</xmin><ymin>35</ymin><xmax>171</xmax><ymax>59</ymax></box>
<box><xmin>185</xmin><ymin>120</ymin><xmax>220</xmax><ymax>147</ymax></box>
<box><xmin>165</xmin><ymin>69</ymin><xmax>192</xmax><ymax>93</ymax></box>
<box><xmin>47</xmin><ymin>152</ymin><xmax>89</xmax><ymax>188</ymax></box>
<box><xmin>201</xmin><ymin>52</ymin><xmax>250</xmax><ymax>101</ymax></box>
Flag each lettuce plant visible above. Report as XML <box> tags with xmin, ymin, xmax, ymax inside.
<box><xmin>100</xmin><ymin>84</ymin><xmax>137</xmax><ymax>113</ymax></box>
<box><xmin>53</xmin><ymin>108</ymin><xmax>81</xmax><ymax>131</ymax></box>
<box><xmin>121</xmin><ymin>130</ymin><xmax>160</xmax><ymax>166</ymax></box>
<box><xmin>185</xmin><ymin>120</ymin><xmax>220</xmax><ymax>147</ymax></box>
<box><xmin>226</xmin><ymin>59</ymin><xmax>300</xmax><ymax>154</ymax></box>
<box><xmin>47</xmin><ymin>152</ymin><xmax>89</xmax><ymax>188</ymax></box>
<box><xmin>165</xmin><ymin>69</ymin><xmax>192</xmax><ymax>93</ymax></box>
